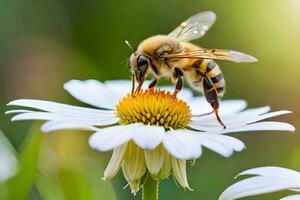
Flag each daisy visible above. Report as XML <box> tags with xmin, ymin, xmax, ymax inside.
<box><xmin>219</xmin><ymin>166</ymin><xmax>300</xmax><ymax>200</ymax></box>
<box><xmin>6</xmin><ymin>79</ymin><xmax>294</xmax><ymax>196</ymax></box>
<box><xmin>0</xmin><ymin>131</ymin><xmax>18</xmax><ymax>182</ymax></box>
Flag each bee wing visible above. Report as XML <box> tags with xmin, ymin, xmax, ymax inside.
<box><xmin>163</xmin><ymin>48</ymin><xmax>257</xmax><ymax>63</ymax></box>
<box><xmin>168</xmin><ymin>11</ymin><xmax>216</xmax><ymax>42</ymax></box>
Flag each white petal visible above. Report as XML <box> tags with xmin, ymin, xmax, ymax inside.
<box><xmin>0</xmin><ymin>132</ymin><xmax>18</xmax><ymax>182</ymax></box>
<box><xmin>171</xmin><ymin>158</ymin><xmax>191</xmax><ymax>190</ymax></box>
<box><xmin>144</xmin><ymin>145</ymin><xmax>166</xmax><ymax>175</ymax></box>
<box><xmin>103</xmin><ymin>144</ymin><xmax>127</xmax><ymax>180</ymax></box>
<box><xmin>219</xmin><ymin>176</ymin><xmax>300</xmax><ymax>200</ymax></box>
<box><xmin>191</xmin><ymin>108</ymin><xmax>291</xmax><ymax>131</ymax></box>
<box><xmin>281</xmin><ymin>194</ymin><xmax>300</xmax><ymax>200</ymax></box>
<box><xmin>192</xmin><ymin>106</ymin><xmax>270</xmax><ymax>124</ymax></box>
<box><xmin>64</xmin><ymin>79</ymin><xmax>120</xmax><ymax>109</ymax></box>
<box><xmin>189</xmin><ymin>97</ymin><xmax>212</xmax><ymax>115</ymax></box>
<box><xmin>8</xmin><ymin>99</ymin><xmax>115</xmax><ymax>116</ymax></box>
<box><xmin>188</xmin><ymin>123</ymin><xmax>220</xmax><ymax>132</ymax></box>
<box><xmin>219</xmin><ymin>136</ymin><xmax>245</xmax><ymax>152</ymax></box>
<box><xmin>7</xmin><ymin>99</ymin><xmax>118</xmax><ymax>127</ymax></box>
<box><xmin>160</xmin><ymin>86</ymin><xmax>193</xmax><ymax>101</ymax></box>
<box><xmin>190</xmin><ymin>98</ymin><xmax>247</xmax><ymax>116</ymax></box>
<box><xmin>5</xmin><ymin>110</ymin><xmax>34</xmax><ymax>114</ymax></box>
<box><xmin>132</xmin><ymin>124</ymin><xmax>164</xmax><ymax>150</ymax></box>
<box><xmin>10</xmin><ymin>111</ymin><xmax>118</xmax><ymax>126</ymax></box>
<box><xmin>104</xmin><ymin>80</ymin><xmax>132</xmax><ymax>95</ymax></box>
<box><xmin>41</xmin><ymin>121</ymin><xmax>99</xmax><ymax>132</ymax></box>
<box><xmin>11</xmin><ymin>112</ymin><xmax>71</xmax><ymax>121</ymax></box>
<box><xmin>104</xmin><ymin>80</ymin><xmax>150</xmax><ymax>96</ymax></box>
<box><xmin>163</xmin><ymin>130</ymin><xmax>202</xmax><ymax>160</ymax></box>
<box><xmin>104</xmin><ymin>80</ymin><xmax>194</xmax><ymax>101</ymax></box>
<box><xmin>218</xmin><ymin>100</ymin><xmax>247</xmax><ymax>115</ymax></box>
<box><xmin>219</xmin><ymin>122</ymin><xmax>295</xmax><ymax>134</ymax></box>
<box><xmin>226</xmin><ymin>110</ymin><xmax>292</xmax><ymax>127</ymax></box>
<box><xmin>238</xmin><ymin>167</ymin><xmax>300</xmax><ymax>183</ymax></box>
<box><xmin>195</xmin><ymin>133</ymin><xmax>245</xmax><ymax>157</ymax></box>
<box><xmin>232</xmin><ymin>106</ymin><xmax>271</xmax><ymax>116</ymax></box>
<box><xmin>122</xmin><ymin>141</ymin><xmax>146</xmax><ymax>194</ymax></box>
<box><xmin>89</xmin><ymin>124</ymin><xmax>138</xmax><ymax>151</ymax></box>
<box><xmin>221</xmin><ymin>110</ymin><xmax>291</xmax><ymax>127</ymax></box>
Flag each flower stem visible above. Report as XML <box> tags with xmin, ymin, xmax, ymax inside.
<box><xmin>142</xmin><ymin>176</ymin><xmax>159</xmax><ymax>200</ymax></box>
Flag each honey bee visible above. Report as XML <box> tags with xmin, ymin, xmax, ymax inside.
<box><xmin>128</xmin><ymin>11</ymin><xmax>257</xmax><ymax>128</ymax></box>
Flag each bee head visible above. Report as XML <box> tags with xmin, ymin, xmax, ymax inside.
<box><xmin>130</xmin><ymin>53</ymin><xmax>149</xmax><ymax>83</ymax></box>
<box><xmin>125</xmin><ymin>40</ymin><xmax>149</xmax><ymax>92</ymax></box>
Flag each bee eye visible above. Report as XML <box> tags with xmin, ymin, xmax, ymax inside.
<box><xmin>137</xmin><ymin>55</ymin><xmax>148</xmax><ymax>71</ymax></box>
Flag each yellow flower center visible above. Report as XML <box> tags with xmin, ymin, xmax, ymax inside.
<box><xmin>116</xmin><ymin>89</ymin><xmax>192</xmax><ymax>129</ymax></box>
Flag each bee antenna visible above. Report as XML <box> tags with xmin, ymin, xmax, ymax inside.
<box><xmin>125</xmin><ymin>40</ymin><xmax>135</xmax><ymax>53</ymax></box>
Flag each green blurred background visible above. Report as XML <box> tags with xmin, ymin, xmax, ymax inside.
<box><xmin>0</xmin><ymin>0</ymin><xmax>299</xmax><ymax>199</ymax></box>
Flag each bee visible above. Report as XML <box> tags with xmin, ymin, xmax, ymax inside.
<box><xmin>128</xmin><ymin>11</ymin><xmax>257</xmax><ymax>128</ymax></box>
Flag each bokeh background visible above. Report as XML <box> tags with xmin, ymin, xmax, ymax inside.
<box><xmin>0</xmin><ymin>0</ymin><xmax>300</xmax><ymax>199</ymax></box>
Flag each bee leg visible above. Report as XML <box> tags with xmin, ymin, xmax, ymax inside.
<box><xmin>213</xmin><ymin>101</ymin><xmax>226</xmax><ymax>129</ymax></box>
<box><xmin>135</xmin><ymin>78</ymin><xmax>145</xmax><ymax>93</ymax></box>
<box><xmin>172</xmin><ymin>68</ymin><xmax>183</xmax><ymax>97</ymax></box>
<box><xmin>192</xmin><ymin>110</ymin><xmax>214</xmax><ymax>117</ymax></box>
<box><xmin>202</xmin><ymin>76</ymin><xmax>226</xmax><ymax>129</ymax></box>
<box><xmin>148</xmin><ymin>78</ymin><xmax>158</xmax><ymax>91</ymax></box>
<box><xmin>131</xmin><ymin>74</ymin><xmax>136</xmax><ymax>95</ymax></box>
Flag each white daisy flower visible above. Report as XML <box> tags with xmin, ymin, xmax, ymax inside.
<box><xmin>0</xmin><ymin>131</ymin><xmax>18</xmax><ymax>182</ymax></box>
<box><xmin>6</xmin><ymin>79</ymin><xmax>294</xmax><ymax>194</ymax></box>
<box><xmin>219</xmin><ymin>166</ymin><xmax>300</xmax><ymax>200</ymax></box>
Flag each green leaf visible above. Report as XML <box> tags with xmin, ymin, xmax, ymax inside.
<box><xmin>36</xmin><ymin>172</ymin><xmax>65</xmax><ymax>200</ymax></box>
<box><xmin>5</xmin><ymin>123</ymin><xmax>43</xmax><ymax>200</ymax></box>
<box><xmin>34</xmin><ymin>130</ymin><xmax>116</xmax><ymax>200</ymax></box>
<box><xmin>57</xmin><ymin>159</ymin><xmax>117</xmax><ymax>200</ymax></box>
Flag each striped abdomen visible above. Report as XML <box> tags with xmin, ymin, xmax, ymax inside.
<box><xmin>187</xmin><ymin>59</ymin><xmax>226</xmax><ymax>97</ymax></box>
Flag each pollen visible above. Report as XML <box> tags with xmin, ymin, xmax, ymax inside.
<box><xmin>116</xmin><ymin>89</ymin><xmax>192</xmax><ymax>129</ymax></box>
